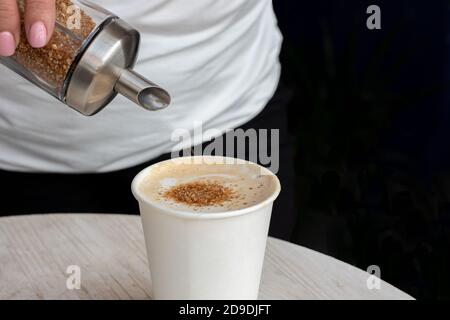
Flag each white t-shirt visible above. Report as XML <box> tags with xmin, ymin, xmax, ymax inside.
<box><xmin>0</xmin><ymin>0</ymin><xmax>282</xmax><ymax>173</ymax></box>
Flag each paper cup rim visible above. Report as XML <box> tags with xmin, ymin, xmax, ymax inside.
<box><xmin>131</xmin><ymin>156</ymin><xmax>281</xmax><ymax>220</ymax></box>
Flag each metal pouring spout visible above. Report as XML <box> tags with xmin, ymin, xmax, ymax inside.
<box><xmin>115</xmin><ymin>69</ymin><xmax>171</xmax><ymax>111</ymax></box>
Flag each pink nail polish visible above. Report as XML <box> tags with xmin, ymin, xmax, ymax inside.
<box><xmin>0</xmin><ymin>32</ymin><xmax>16</xmax><ymax>56</ymax></box>
<box><xmin>29</xmin><ymin>22</ymin><xmax>47</xmax><ymax>48</ymax></box>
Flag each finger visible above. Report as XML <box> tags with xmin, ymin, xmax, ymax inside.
<box><xmin>0</xmin><ymin>0</ymin><xmax>20</xmax><ymax>56</ymax></box>
<box><xmin>25</xmin><ymin>0</ymin><xmax>55</xmax><ymax>48</ymax></box>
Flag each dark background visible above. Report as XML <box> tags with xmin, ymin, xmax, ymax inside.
<box><xmin>273</xmin><ymin>0</ymin><xmax>450</xmax><ymax>300</ymax></box>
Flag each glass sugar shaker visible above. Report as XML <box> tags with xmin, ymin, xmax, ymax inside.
<box><xmin>0</xmin><ymin>0</ymin><xmax>171</xmax><ymax>116</ymax></box>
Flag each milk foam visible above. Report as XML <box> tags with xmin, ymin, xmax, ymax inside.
<box><xmin>138</xmin><ymin>160</ymin><xmax>278</xmax><ymax>213</ymax></box>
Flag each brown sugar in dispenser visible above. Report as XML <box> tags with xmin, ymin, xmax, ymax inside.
<box><xmin>0</xmin><ymin>0</ymin><xmax>171</xmax><ymax>116</ymax></box>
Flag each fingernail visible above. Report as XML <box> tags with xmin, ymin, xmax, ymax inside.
<box><xmin>28</xmin><ymin>21</ymin><xmax>47</xmax><ymax>48</ymax></box>
<box><xmin>0</xmin><ymin>32</ymin><xmax>16</xmax><ymax>56</ymax></box>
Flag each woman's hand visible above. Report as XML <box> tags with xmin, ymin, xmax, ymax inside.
<box><xmin>0</xmin><ymin>0</ymin><xmax>55</xmax><ymax>56</ymax></box>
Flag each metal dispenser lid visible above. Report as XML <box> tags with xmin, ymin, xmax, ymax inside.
<box><xmin>65</xmin><ymin>18</ymin><xmax>171</xmax><ymax>116</ymax></box>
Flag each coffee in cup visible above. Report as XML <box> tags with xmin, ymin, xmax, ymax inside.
<box><xmin>132</xmin><ymin>156</ymin><xmax>281</xmax><ymax>300</ymax></box>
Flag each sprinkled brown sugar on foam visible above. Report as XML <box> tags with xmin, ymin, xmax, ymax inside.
<box><xmin>163</xmin><ymin>181</ymin><xmax>237</xmax><ymax>207</ymax></box>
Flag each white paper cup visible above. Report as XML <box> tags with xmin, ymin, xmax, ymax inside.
<box><xmin>131</xmin><ymin>156</ymin><xmax>281</xmax><ymax>300</ymax></box>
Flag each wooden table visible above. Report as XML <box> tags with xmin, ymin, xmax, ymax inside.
<box><xmin>0</xmin><ymin>214</ymin><xmax>413</xmax><ymax>300</ymax></box>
